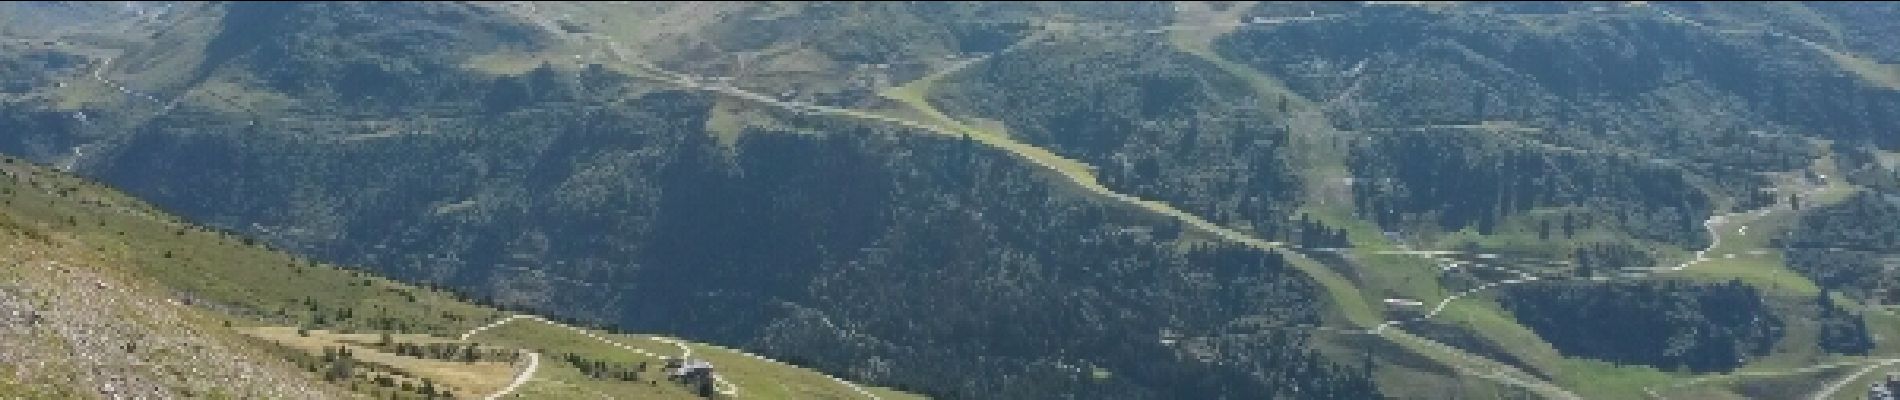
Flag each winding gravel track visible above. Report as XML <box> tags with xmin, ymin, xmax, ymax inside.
<box><xmin>1809</xmin><ymin>358</ymin><xmax>1900</xmax><ymax>400</ymax></box>
<box><xmin>482</xmin><ymin>350</ymin><xmax>540</xmax><ymax>400</ymax></box>
<box><xmin>514</xmin><ymin>7</ymin><xmax>1881</xmax><ymax>398</ymax></box>
<box><xmin>461</xmin><ymin>314</ymin><xmax>882</xmax><ymax>399</ymax></box>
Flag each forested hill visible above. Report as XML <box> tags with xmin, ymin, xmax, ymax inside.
<box><xmin>5</xmin><ymin>2</ymin><xmax>1900</xmax><ymax>399</ymax></box>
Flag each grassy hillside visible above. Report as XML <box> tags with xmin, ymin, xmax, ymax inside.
<box><xmin>0</xmin><ymin>155</ymin><xmax>917</xmax><ymax>399</ymax></box>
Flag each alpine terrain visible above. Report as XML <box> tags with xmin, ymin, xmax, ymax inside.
<box><xmin>4</xmin><ymin>1</ymin><xmax>1900</xmax><ymax>399</ymax></box>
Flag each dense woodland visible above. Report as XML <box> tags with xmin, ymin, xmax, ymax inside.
<box><xmin>1814</xmin><ymin>290</ymin><xmax>1876</xmax><ymax>355</ymax></box>
<box><xmin>930</xmin><ymin>36</ymin><xmax>1332</xmax><ymax>248</ymax></box>
<box><xmin>628</xmin><ymin>124</ymin><xmax>1377</xmax><ymax>399</ymax></box>
<box><xmin>1349</xmin><ymin>129</ymin><xmax>1711</xmax><ymax>246</ymax></box>
<box><xmin>1832</xmin><ymin>141</ymin><xmax>1900</xmax><ymax>193</ymax></box>
<box><xmin>1784</xmin><ymin>192</ymin><xmax>1900</xmax><ymax>303</ymax></box>
<box><xmin>1498</xmin><ymin>280</ymin><xmax>1784</xmax><ymax>373</ymax></box>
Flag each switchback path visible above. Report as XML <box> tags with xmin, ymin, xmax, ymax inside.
<box><xmin>483</xmin><ymin>350</ymin><xmax>541</xmax><ymax>400</ymax></box>
<box><xmin>462</xmin><ymin>314</ymin><xmax>886</xmax><ymax>399</ymax></box>
<box><xmin>459</xmin><ymin>314</ymin><xmax>737</xmax><ymax>396</ymax></box>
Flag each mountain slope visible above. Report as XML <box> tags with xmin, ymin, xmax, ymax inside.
<box><xmin>6</xmin><ymin>3</ymin><xmax>1390</xmax><ymax>398</ymax></box>
<box><xmin>4</xmin><ymin>1</ymin><xmax>1900</xmax><ymax>399</ymax></box>
<box><xmin>1</xmin><ymin>224</ymin><xmax>343</xmax><ymax>399</ymax></box>
<box><xmin>0</xmin><ymin>156</ymin><xmax>917</xmax><ymax>399</ymax></box>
